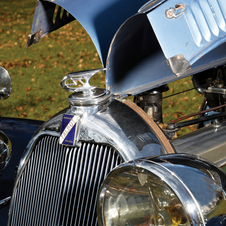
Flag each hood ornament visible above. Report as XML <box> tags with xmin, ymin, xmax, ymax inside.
<box><xmin>60</xmin><ymin>68</ymin><xmax>111</xmax><ymax>106</ymax></box>
<box><xmin>60</xmin><ymin>68</ymin><xmax>104</xmax><ymax>93</ymax></box>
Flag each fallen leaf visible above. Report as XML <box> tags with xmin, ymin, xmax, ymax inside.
<box><xmin>25</xmin><ymin>87</ymin><xmax>31</xmax><ymax>91</ymax></box>
<box><xmin>17</xmin><ymin>106</ymin><xmax>23</xmax><ymax>111</ymax></box>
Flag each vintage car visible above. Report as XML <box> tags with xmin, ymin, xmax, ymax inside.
<box><xmin>1</xmin><ymin>0</ymin><xmax>226</xmax><ymax>225</ymax></box>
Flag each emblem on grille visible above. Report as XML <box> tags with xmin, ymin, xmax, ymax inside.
<box><xmin>59</xmin><ymin>114</ymin><xmax>80</xmax><ymax>146</ymax></box>
<box><xmin>60</xmin><ymin>68</ymin><xmax>105</xmax><ymax>93</ymax></box>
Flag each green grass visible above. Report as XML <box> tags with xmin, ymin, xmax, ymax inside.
<box><xmin>0</xmin><ymin>0</ymin><xmax>204</xmax><ymax>137</ymax></box>
<box><xmin>0</xmin><ymin>0</ymin><xmax>103</xmax><ymax>120</ymax></box>
<box><xmin>163</xmin><ymin>76</ymin><xmax>203</xmax><ymax>137</ymax></box>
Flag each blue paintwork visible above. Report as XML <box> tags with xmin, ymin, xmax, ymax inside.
<box><xmin>31</xmin><ymin>0</ymin><xmax>148</xmax><ymax>65</ymax></box>
<box><xmin>0</xmin><ymin>117</ymin><xmax>43</xmax><ymax>226</ymax></box>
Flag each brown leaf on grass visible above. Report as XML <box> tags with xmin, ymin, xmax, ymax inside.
<box><xmin>17</xmin><ymin>106</ymin><xmax>23</xmax><ymax>111</ymax></box>
<box><xmin>57</xmin><ymin>52</ymin><xmax>64</xmax><ymax>58</ymax></box>
<box><xmin>37</xmin><ymin>64</ymin><xmax>45</xmax><ymax>68</ymax></box>
<box><xmin>170</xmin><ymin>88</ymin><xmax>173</xmax><ymax>93</ymax></box>
<box><xmin>176</xmin><ymin>111</ymin><xmax>184</xmax><ymax>115</ymax></box>
<box><xmin>48</xmin><ymin>97</ymin><xmax>54</xmax><ymax>101</ymax></box>
<box><xmin>36</xmin><ymin>97</ymin><xmax>43</xmax><ymax>101</ymax></box>
<box><xmin>21</xmin><ymin>112</ymin><xmax>28</xmax><ymax>117</ymax></box>
<box><xmin>188</xmin><ymin>125</ymin><xmax>196</xmax><ymax>131</ymax></box>
<box><xmin>25</xmin><ymin>87</ymin><xmax>31</xmax><ymax>91</ymax></box>
<box><xmin>31</xmin><ymin>78</ymin><xmax>35</xmax><ymax>82</ymax></box>
<box><xmin>162</xmin><ymin>114</ymin><xmax>169</xmax><ymax>118</ymax></box>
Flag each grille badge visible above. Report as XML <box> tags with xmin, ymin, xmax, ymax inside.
<box><xmin>59</xmin><ymin>114</ymin><xmax>81</xmax><ymax>146</ymax></box>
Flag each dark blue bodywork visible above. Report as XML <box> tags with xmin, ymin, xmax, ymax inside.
<box><xmin>0</xmin><ymin>117</ymin><xmax>43</xmax><ymax>226</ymax></box>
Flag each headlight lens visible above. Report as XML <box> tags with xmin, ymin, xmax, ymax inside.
<box><xmin>99</xmin><ymin>167</ymin><xmax>189</xmax><ymax>226</ymax></box>
<box><xmin>98</xmin><ymin>154</ymin><xmax>226</xmax><ymax>226</ymax></box>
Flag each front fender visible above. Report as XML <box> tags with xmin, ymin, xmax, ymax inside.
<box><xmin>0</xmin><ymin>117</ymin><xmax>43</xmax><ymax>226</ymax></box>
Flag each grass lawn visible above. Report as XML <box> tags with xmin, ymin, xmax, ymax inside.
<box><xmin>0</xmin><ymin>0</ymin><xmax>204</xmax><ymax>137</ymax></box>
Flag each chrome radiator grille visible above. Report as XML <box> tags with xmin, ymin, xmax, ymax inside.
<box><xmin>9</xmin><ymin>136</ymin><xmax>123</xmax><ymax>226</ymax></box>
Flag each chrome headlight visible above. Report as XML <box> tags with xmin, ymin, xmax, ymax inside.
<box><xmin>0</xmin><ymin>130</ymin><xmax>12</xmax><ymax>177</ymax></box>
<box><xmin>97</xmin><ymin>154</ymin><xmax>226</xmax><ymax>226</ymax></box>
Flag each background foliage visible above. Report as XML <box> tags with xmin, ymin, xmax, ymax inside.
<box><xmin>0</xmin><ymin>0</ymin><xmax>203</xmax><ymax>137</ymax></box>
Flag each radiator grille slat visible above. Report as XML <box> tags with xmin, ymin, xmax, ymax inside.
<box><xmin>9</xmin><ymin>136</ymin><xmax>123</xmax><ymax>226</ymax></box>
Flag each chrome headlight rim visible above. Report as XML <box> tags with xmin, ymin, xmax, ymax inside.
<box><xmin>98</xmin><ymin>154</ymin><xmax>226</xmax><ymax>226</ymax></box>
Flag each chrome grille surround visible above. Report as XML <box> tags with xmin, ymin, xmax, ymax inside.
<box><xmin>8</xmin><ymin>99</ymin><xmax>166</xmax><ymax>226</ymax></box>
<box><xmin>8</xmin><ymin>135</ymin><xmax>123</xmax><ymax>226</ymax></box>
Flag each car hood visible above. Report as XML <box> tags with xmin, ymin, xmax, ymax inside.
<box><xmin>28</xmin><ymin>0</ymin><xmax>226</xmax><ymax>97</ymax></box>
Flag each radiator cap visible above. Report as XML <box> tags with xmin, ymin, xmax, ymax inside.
<box><xmin>61</xmin><ymin>69</ymin><xmax>111</xmax><ymax>106</ymax></box>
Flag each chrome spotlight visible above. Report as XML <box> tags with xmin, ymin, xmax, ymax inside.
<box><xmin>0</xmin><ymin>67</ymin><xmax>12</xmax><ymax>100</ymax></box>
<box><xmin>0</xmin><ymin>131</ymin><xmax>12</xmax><ymax>177</ymax></box>
<box><xmin>97</xmin><ymin>154</ymin><xmax>226</xmax><ymax>226</ymax></box>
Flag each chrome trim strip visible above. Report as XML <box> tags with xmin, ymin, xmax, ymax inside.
<box><xmin>0</xmin><ymin>196</ymin><xmax>10</xmax><ymax>209</ymax></box>
<box><xmin>172</xmin><ymin>121</ymin><xmax>226</xmax><ymax>167</ymax></box>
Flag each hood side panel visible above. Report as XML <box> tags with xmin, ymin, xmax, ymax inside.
<box><xmin>27</xmin><ymin>1</ymin><xmax>75</xmax><ymax>47</ymax></box>
<box><xmin>148</xmin><ymin>0</ymin><xmax>226</xmax><ymax>74</ymax></box>
<box><xmin>106</xmin><ymin>0</ymin><xmax>226</xmax><ymax>97</ymax></box>
<box><xmin>28</xmin><ymin>0</ymin><xmax>148</xmax><ymax>65</ymax></box>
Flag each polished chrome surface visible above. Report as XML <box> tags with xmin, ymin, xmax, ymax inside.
<box><xmin>16</xmin><ymin>98</ymin><xmax>166</xmax><ymax>176</ymax></box>
<box><xmin>60</xmin><ymin>69</ymin><xmax>103</xmax><ymax>93</ymax></box>
<box><xmin>0</xmin><ymin>130</ymin><xmax>12</xmax><ymax>177</ymax></box>
<box><xmin>165</xmin><ymin>3</ymin><xmax>186</xmax><ymax>19</ymax></box>
<box><xmin>106</xmin><ymin>6</ymin><xmax>226</xmax><ymax>97</ymax></box>
<box><xmin>61</xmin><ymin>69</ymin><xmax>112</xmax><ymax>106</ymax></box>
<box><xmin>98</xmin><ymin>165</ymin><xmax>191</xmax><ymax>226</ymax></box>
<box><xmin>172</xmin><ymin>121</ymin><xmax>226</xmax><ymax>168</ymax></box>
<box><xmin>147</xmin><ymin>0</ymin><xmax>226</xmax><ymax>68</ymax></box>
<box><xmin>98</xmin><ymin>154</ymin><xmax>226</xmax><ymax>226</ymax></box>
<box><xmin>8</xmin><ymin>98</ymin><xmax>167</xmax><ymax>225</ymax></box>
<box><xmin>138</xmin><ymin>0</ymin><xmax>167</xmax><ymax>13</ymax></box>
<box><xmin>0</xmin><ymin>67</ymin><xmax>12</xmax><ymax>100</ymax></box>
<box><xmin>68</xmin><ymin>88</ymin><xmax>111</xmax><ymax>106</ymax></box>
<box><xmin>205</xmin><ymin>86</ymin><xmax>226</xmax><ymax>94</ymax></box>
<box><xmin>0</xmin><ymin>197</ymin><xmax>11</xmax><ymax>209</ymax></box>
<box><xmin>8</xmin><ymin>136</ymin><xmax>122</xmax><ymax>226</ymax></box>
